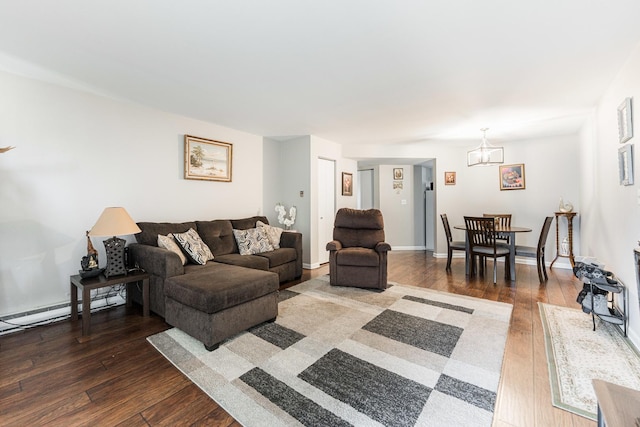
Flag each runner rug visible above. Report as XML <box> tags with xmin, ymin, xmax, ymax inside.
<box><xmin>538</xmin><ymin>302</ymin><xmax>640</xmax><ymax>420</ymax></box>
<box><xmin>148</xmin><ymin>277</ymin><xmax>512</xmax><ymax>426</ymax></box>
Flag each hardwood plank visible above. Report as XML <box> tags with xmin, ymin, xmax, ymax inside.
<box><xmin>0</xmin><ymin>252</ymin><xmax>594</xmax><ymax>426</ymax></box>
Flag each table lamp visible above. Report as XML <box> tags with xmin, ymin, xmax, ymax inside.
<box><xmin>88</xmin><ymin>207</ymin><xmax>141</xmax><ymax>278</ymax></box>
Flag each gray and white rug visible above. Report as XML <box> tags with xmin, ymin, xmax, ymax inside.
<box><xmin>147</xmin><ymin>277</ymin><xmax>513</xmax><ymax>426</ymax></box>
<box><xmin>539</xmin><ymin>302</ymin><xmax>640</xmax><ymax>420</ymax></box>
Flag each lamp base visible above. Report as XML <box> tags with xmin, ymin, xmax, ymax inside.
<box><xmin>103</xmin><ymin>236</ymin><xmax>127</xmax><ymax>277</ymax></box>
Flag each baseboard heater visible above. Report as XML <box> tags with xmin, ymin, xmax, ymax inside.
<box><xmin>0</xmin><ymin>293</ymin><xmax>126</xmax><ymax>335</ymax></box>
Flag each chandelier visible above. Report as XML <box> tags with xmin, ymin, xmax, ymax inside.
<box><xmin>467</xmin><ymin>128</ymin><xmax>504</xmax><ymax>166</ymax></box>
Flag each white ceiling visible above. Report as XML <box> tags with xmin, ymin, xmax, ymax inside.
<box><xmin>1</xmin><ymin>1</ymin><xmax>640</xmax><ymax>146</ymax></box>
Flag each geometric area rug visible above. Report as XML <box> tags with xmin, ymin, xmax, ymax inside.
<box><xmin>538</xmin><ymin>302</ymin><xmax>640</xmax><ymax>421</ymax></box>
<box><xmin>147</xmin><ymin>277</ymin><xmax>513</xmax><ymax>426</ymax></box>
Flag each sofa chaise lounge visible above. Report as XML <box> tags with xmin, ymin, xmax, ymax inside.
<box><xmin>128</xmin><ymin>216</ymin><xmax>302</xmax><ymax>350</ymax></box>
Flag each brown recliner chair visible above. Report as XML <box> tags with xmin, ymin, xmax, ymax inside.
<box><xmin>326</xmin><ymin>208</ymin><xmax>391</xmax><ymax>289</ymax></box>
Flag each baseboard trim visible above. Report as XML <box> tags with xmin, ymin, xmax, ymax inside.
<box><xmin>0</xmin><ymin>295</ymin><xmax>126</xmax><ymax>335</ymax></box>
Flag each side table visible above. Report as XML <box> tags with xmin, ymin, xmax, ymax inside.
<box><xmin>550</xmin><ymin>211</ymin><xmax>577</xmax><ymax>269</ymax></box>
<box><xmin>70</xmin><ymin>270</ymin><xmax>150</xmax><ymax>336</ymax></box>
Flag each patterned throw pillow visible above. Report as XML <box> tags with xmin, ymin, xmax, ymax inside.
<box><xmin>233</xmin><ymin>227</ymin><xmax>274</xmax><ymax>255</ymax></box>
<box><xmin>173</xmin><ymin>228</ymin><xmax>215</xmax><ymax>265</ymax></box>
<box><xmin>256</xmin><ymin>220</ymin><xmax>283</xmax><ymax>249</ymax></box>
<box><xmin>157</xmin><ymin>233</ymin><xmax>187</xmax><ymax>266</ymax></box>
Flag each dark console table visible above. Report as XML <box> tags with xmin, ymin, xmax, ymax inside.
<box><xmin>70</xmin><ymin>271</ymin><xmax>150</xmax><ymax>336</ymax></box>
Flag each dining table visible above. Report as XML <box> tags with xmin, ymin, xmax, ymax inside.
<box><xmin>454</xmin><ymin>224</ymin><xmax>532</xmax><ymax>281</ymax></box>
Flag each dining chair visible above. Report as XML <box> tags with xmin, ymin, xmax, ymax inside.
<box><xmin>515</xmin><ymin>216</ymin><xmax>554</xmax><ymax>282</ymax></box>
<box><xmin>440</xmin><ymin>214</ymin><xmax>466</xmax><ymax>271</ymax></box>
<box><xmin>464</xmin><ymin>216</ymin><xmax>511</xmax><ymax>284</ymax></box>
<box><xmin>483</xmin><ymin>213</ymin><xmax>512</xmax><ymax>243</ymax></box>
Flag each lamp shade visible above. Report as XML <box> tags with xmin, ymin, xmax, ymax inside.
<box><xmin>88</xmin><ymin>207</ymin><xmax>141</xmax><ymax>237</ymax></box>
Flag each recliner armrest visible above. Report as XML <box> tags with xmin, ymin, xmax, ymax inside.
<box><xmin>128</xmin><ymin>243</ymin><xmax>184</xmax><ymax>279</ymax></box>
<box><xmin>375</xmin><ymin>242</ymin><xmax>392</xmax><ymax>253</ymax></box>
<box><xmin>326</xmin><ymin>240</ymin><xmax>342</xmax><ymax>251</ymax></box>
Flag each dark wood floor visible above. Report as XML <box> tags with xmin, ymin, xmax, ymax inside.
<box><xmin>0</xmin><ymin>252</ymin><xmax>594</xmax><ymax>426</ymax></box>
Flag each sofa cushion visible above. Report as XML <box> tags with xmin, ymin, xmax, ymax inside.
<box><xmin>173</xmin><ymin>228</ymin><xmax>215</xmax><ymax>265</ymax></box>
<box><xmin>256</xmin><ymin>220</ymin><xmax>283</xmax><ymax>249</ymax></box>
<box><xmin>157</xmin><ymin>234</ymin><xmax>187</xmax><ymax>266</ymax></box>
<box><xmin>135</xmin><ymin>221</ymin><xmax>197</xmax><ymax>247</ymax></box>
<box><xmin>255</xmin><ymin>247</ymin><xmax>297</xmax><ymax>268</ymax></box>
<box><xmin>215</xmin><ymin>253</ymin><xmax>270</xmax><ymax>271</ymax></box>
<box><xmin>164</xmin><ymin>263</ymin><xmax>278</xmax><ymax>314</ymax></box>
<box><xmin>231</xmin><ymin>216</ymin><xmax>269</xmax><ymax>230</ymax></box>
<box><xmin>233</xmin><ymin>227</ymin><xmax>274</xmax><ymax>255</ymax></box>
<box><xmin>196</xmin><ymin>220</ymin><xmax>237</xmax><ymax>256</ymax></box>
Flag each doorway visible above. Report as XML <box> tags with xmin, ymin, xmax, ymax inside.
<box><xmin>358</xmin><ymin>169</ymin><xmax>374</xmax><ymax>209</ymax></box>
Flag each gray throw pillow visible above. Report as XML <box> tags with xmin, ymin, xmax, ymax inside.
<box><xmin>173</xmin><ymin>228</ymin><xmax>214</xmax><ymax>265</ymax></box>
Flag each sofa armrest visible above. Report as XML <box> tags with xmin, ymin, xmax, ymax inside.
<box><xmin>128</xmin><ymin>243</ymin><xmax>184</xmax><ymax>279</ymax></box>
<box><xmin>326</xmin><ymin>240</ymin><xmax>342</xmax><ymax>251</ymax></box>
<box><xmin>280</xmin><ymin>231</ymin><xmax>303</xmax><ymax>278</ymax></box>
<box><xmin>375</xmin><ymin>242</ymin><xmax>392</xmax><ymax>253</ymax></box>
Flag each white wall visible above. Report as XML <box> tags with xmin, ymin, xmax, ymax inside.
<box><xmin>262</xmin><ymin>135</ymin><xmax>356</xmax><ymax>269</ymax></box>
<box><xmin>0</xmin><ymin>70</ymin><xmax>264</xmax><ymax>317</ymax></box>
<box><xmin>580</xmin><ymin>41</ymin><xmax>640</xmax><ymax>347</ymax></box>
<box><xmin>310</xmin><ymin>135</ymin><xmax>357</xmax><ymax>267</ymax></box>
<box><xmin>343</xmin><ymin>135</ymin><xmax>581</xmax><ymax>267</ymax></box>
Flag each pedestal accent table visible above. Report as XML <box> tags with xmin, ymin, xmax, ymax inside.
<box><xmin>550</xmin><ymin>211</ymin><xmax>577</xmax><ymax>269</ymax></box>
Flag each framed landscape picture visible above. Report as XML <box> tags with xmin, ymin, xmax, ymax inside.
<box><xmin>499</xmin><ymin>164</ymin><xmax>525</xmax><ymax>190</ymax></box>
<box><xmin>184</xmin><ymin>135</ymin><xmax>233</xmax><ymax>182</ymax></box>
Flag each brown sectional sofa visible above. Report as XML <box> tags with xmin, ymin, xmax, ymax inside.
<box><xmin>128</xmin><ymin>216</ymin><xmax>302</xmax><ymax>350</ymax></box>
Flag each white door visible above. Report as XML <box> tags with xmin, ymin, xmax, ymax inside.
<box><xmin>318</xmin><ymin>158</ymin><xmax>335</xmax><ymax>264</ymax></box>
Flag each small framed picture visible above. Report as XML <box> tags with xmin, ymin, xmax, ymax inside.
<box><xmin>618</xmin><ymin>97</ymin><xmax>633</xmax><ymax>144</ymax></box>
<box><xmin>393</xmin><ymin>181</ymin><xmax>403</xmax><ymax>190</ymax></box>
<box><xmin>184</xmin><ymin>135</ymin><xmax>233</xmax><ymax>182</ymax></box>
<box><xmin>342</xmin><ymin>172</ymin><xmax>353</xmax><ymax>196</ymax></box>
<box><xmin>444</xmin><ymin>171</ymin><xmax>456</xmax><ymax>185</ymax></box>
<box><xmin>393</xmin><ymin>168</ymin><xmax>404</xmax><ymax>180</ymax></box>
<box><xmin>499</xmin><ymin>164</ymin><xmax>526</xmax><ymax>190</ymax></box>
<box><xmin>619</xmin><ymin>144</ymin><xmax>634</xmax><ymax>186</ymax></box>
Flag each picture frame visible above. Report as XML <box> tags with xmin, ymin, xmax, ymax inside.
<box><xmin>619</xmin><ymin>144</ymin><xmax>634</xmax><ymax>186</ymax></box>
<box><xmin>393</xmin><ymin>168</ymin><xmax>404</xmax><ymax>180</ymax></box>
<box><xmin>393</xmin><ymin>181</ymin><xmax>403</xmax><ymax>190</ymax></box>
<box><xmin>499</xmin><ymin>164</ymin><xmax>526</xmax><ymax>190</ymax></box>
<box><xmin>617</xmin><ymin>97</ymin><xmax>633</xmax><ymax>144</ymax></box>
<box><xmin>444</xmin><ymin>171</ymin><xmax>456</xmax><ymax>185</ymax></box>
<box><xmin>342</xmin><ymin>172</ymin><xmax>353</xmax><ymax>196</ymax></box>
<box><xmin>184</xmin><ymin>135</ymin><xmax>232</xmax><ymax>182</ymax></box>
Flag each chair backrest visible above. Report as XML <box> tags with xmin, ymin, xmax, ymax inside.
<box><xmin>333</xmin><ymin>208</ymin><xmax>385</xmax><ymax>249</ymax></box>
<box><xmin>440</xmin><ymin>214</ymin><xmax>453</xmax><ymax>243</ymax></box>
<box><xmin>483</xmin><ymin>213</ymin><xmax>512</xmax><ymax>228</ymax></box>
<box><xmin>537</xmin><ymin>216</ymin><xmax>554</xmax><ymax>252</ymax></box>
<box><xmin>464</xmin><ymin>216</ymin><xmax>497</xmax><ymax>249</ymax></box>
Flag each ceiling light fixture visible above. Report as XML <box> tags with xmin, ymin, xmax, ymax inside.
<box><xmin>467</xmin><ymin>128</ymin><xmax>504</xmax><ymax>166</ymax></box>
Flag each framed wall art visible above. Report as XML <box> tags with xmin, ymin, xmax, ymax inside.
<box><xmin>499</xmin><ymin>164</ymin><xmax>525</xmax><ymax>190</ymax></box>
<box><xmin>619</xmin><ymin>144</ymin><xmax>634</xmax><ymax>186</ymax></box>
<box><xmin>618</xmin><ymin>97</ymin><xmax>633</xmax><ymax>144</ymax></box>
<box><xmin>184</xmin><ymin>135</ymin><xmax>233</xmax><ymax>182</ymax></box>
<box><xmin>393</xmin><ymin>168</ymin><xmax>403</xmax><ymax>180</ymax></box>
<box><xmin>342</xmin><ymin>172</ymin><xmax>353</xmax><ymax>196</ymax></box>
<box><xmin>444</xmin><ymin>171</ymin><xmax>456</xmax><ymax>185</ymax></box>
